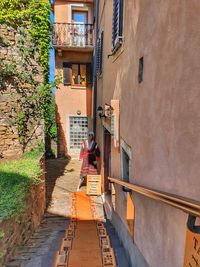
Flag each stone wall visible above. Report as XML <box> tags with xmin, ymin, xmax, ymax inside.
<box><xmin>0</xmin><ymin>157</ymin><xmax>46</xmax><ymax>265</ymax></box>
<box><xmin>0</xmin><ymin>25</ymin><xmax>44</xmax><ymax>159</ymax></box>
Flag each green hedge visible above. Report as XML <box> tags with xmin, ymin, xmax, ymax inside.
<box><xmin>0</xmin><ymin>151</ymin><xmax>42</xmax><ymax>222</ymax></box>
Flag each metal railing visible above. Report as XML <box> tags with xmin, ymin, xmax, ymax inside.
<box><xmin>53</xmin><ymin>23</ymin><xmax>93</xmax><ymax>48</ymax></box>
<box><xmin>108</xmin><ymin>177</ymin><xmax>200</xmax><ymax>217</ymax></box>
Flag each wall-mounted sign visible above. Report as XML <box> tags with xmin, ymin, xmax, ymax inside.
<box><xmin>183</xmin><ymin>216</ymin><xmax>200</xmax><ymax>267</ymax></box>
<box><xmin>111</xmin><ymin>100</ymin><xmax>120</xmax><ymax>149</ymax></box>
<box><xmin>86</xmin><ymin>175</ymin><xmax>102</xmax><ymax>195</ymax></box>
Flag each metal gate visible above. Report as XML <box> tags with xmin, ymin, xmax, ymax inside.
<box><xmin>69</xmin><ymin>116</ymin><xmax>88</xmax><ymax>149</ymax></box>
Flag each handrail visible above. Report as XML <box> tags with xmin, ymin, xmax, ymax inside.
<box><xmin>108</xmin><ymin>177</ymin><xmax>200</xmax><ymax>217</ymax></box>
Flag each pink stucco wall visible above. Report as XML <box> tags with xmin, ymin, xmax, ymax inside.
<box><xmin>54</xmin><ymin>0</ymin><xmax>94</xmax><ymax>24</ymax></box>
<box><xmin>54</xmin><ymin>0</ymin><xmax>94</xmax><ymax>156</ymax></box>
<box><xmin>97</xmin><ymin>0</ymin><xmax>200</xmax><ymax>266</ymax></box>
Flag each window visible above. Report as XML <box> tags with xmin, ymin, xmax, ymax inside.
<box><xmin>63</xmin><ymin>62</ymin><xmax>92</xmax><ymax>87</ymax></box>
<box><xmin>72</xmin><ymin>11</ymin><xmax>88</xmax><ymax>24</ymax></box>
<box><xmin>71</xmin><ymin>11</ymin><xmax>88</xmax><ymax>46</ymax></box>
<box><xmin>69</xmin><ymin>116</ymin><xmax>88</xmax><ymax>149</ymax></box>
<box><xmin>112</xmin><ymin>0</ymin><xmax>124</xmax><ymax>52</ymax></box>
<box><xmin>121</xmin><ymin>139</ymin><xmax>132</xmax><ymax>193</ymax></box>
<box><xmin>97</xmin><ymin>31</ymin><xmax>104</xmax><ymax>75</ymax></box>
<box><xmin>138</xmin><ymin>57</ymin><xmax>143</xmax><ymax>83</ymax></box>
<box><xmin>122</xmin><ymin>148</ymin><xmax>130</xmax><ymax>183</ymax></box>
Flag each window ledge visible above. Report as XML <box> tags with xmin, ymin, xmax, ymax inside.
<box><xmin>97</xmin><ymin>72</ymin><xmax>103</xmax><ymax>79</ymax></box>
<box><xmin>112</xmin><ymin>41</ymin><xmax>122</xmax><ymax>54</ymax></box>
<box><xmin>112</xmin><ymin>44</ymin><xmax>124</xmax><ymax>62</ymax></box>
<box><xmin>70</xmin><ymin>85</ymin><xmax>87</xmax><ymax>89</ymax></box>
<box><xmin>109</xmin><ymin>37</ymin><xmax>125</xmax><ymax>62</ymax></box>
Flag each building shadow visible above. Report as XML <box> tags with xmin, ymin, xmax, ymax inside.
<box><xmin>55</xmin><ymin>104</ymin><xmax>69</xmax><ymax>158</ymax></box>
<box><xmin>45</xmin><ymin>158</ymin><xmax>70</xmax><ymax>208</ymax></box>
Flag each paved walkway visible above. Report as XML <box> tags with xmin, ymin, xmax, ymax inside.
<box><xmin>54</xmin><ymin>192</ymin><xmax>105</xmax><ymax>267</ymax></box>
<box><xmin>6</xmin><ymin>159</ymin><xmax>130</xmax><ymax>267</ymax></box>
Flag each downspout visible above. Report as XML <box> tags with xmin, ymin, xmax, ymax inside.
<box><xmin>92</xmin><ymin>0</ymin><xmax>99</xmax><ymax>136</ymax></box>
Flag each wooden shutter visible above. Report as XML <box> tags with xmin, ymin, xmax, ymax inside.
<box><xmin>112</xmin><ymin>0</ymin><xmax>123</xmax><ymax>48</ymax></box>
<box><xmin>119</xmin><ymin>0</ymin><xmax>124</xmax><ymax>37</ymax></box>
<box><xmin>99</xmin><ymin>31</ymin><xmax>104</xmax><ymax>73</ymax></box>
<box><xmin>96</xmin><ymin>38</ymin><xmax>101</xmax><ymax>74</ymax></box>
<box><xmin>63</xmin><ymin>62</ymin><xmax>72</xmax><ymax>85</ymax></box>
<box><xmin>86</xmin><ymin>63</ymin><xmax>92</xmax><ymax>85</ymax></box>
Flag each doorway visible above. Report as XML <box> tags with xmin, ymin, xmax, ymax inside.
<box><xmin>72</xmin><ymin>10</ymin><xmax>88</xmax><ymax>46</ymax></box>
<box><xmin>69</xmin><ymin>116</ymin><xmax>88</xmax><ymax>152</ymax></box>
<box><xmin>103</xmin><ymin>128</ymin><xmax>111</xmax><ymax>193</ymax></box>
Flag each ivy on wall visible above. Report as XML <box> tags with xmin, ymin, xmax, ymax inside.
<box><xmin>0</xmin><ymin>0</ymin><xmax>51</xmax><ymax>79</ymax></box>
<box><xmin>0</xmin><ymin>0</ymin><xmax>58</xmax><ymax>153</ymax></box>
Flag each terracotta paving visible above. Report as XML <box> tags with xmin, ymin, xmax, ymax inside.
<box><xmin>53</xmin><ymin>192</ymin><xmax>115</xmax><ymax>267</ymax></box>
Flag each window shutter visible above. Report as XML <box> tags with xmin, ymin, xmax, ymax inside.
<box><xmin>119</xmin><ymin>0</ymin><xmax>124</xmax><ymax>36</ymax></box>
<box><xmin>96</xmin><ymin>38</ymin><xmax>101</xmax><ymax>73</ymax></box>
<box><xmin>86</xmin><ymin>63</ymin><xmax>92</xmax><ymax>85</ymax></box>
<box><xmin>99</xmin><ymin>31</ymin><xmax>104</xmax><ymax>73</ymax></box>
<box><xmin>112</xmin><ymin>0</ymin><xmax>119</xmax><ymax>47</ymax></box>
<box><xmin>112</xmin><ymin>0</ymin><xmax>123</xmax><ymax>49</ymax></box>
<box><xmin>63</xmin><ymin>62</ymin><xmax>72</xmax><ymax>85</ymax></box>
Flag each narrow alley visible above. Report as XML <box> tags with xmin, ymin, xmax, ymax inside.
<box><xmin>1</xmin><ymin>1</ymin><xmax>200</xmax><ymax>267</ymax></box>
<box><xmin>6</xmin><ymin>159</ymin><xmax>130</xmax><ymax>267</ymax></box>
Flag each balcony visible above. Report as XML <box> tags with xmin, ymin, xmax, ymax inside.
<box><xmin>53</xmin><ymin>23</ymin><xmax>94</xmax><ymax>51</ymax></box>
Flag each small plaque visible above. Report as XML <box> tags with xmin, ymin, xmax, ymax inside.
<box><xmin>86</xmin><ymin>175</ymin><xmax>102</xmax><ymax>195</ymax></box>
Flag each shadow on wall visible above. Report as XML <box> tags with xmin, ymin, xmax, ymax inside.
<box><xmin>56</xmin><ymin>104</ymin><xmax>69</xmax><ymax>158</ymax></box>
<box><xmin>45</xmin><ymin>158</ymin><xmax>70</xmax><ymax>208</ymax></box>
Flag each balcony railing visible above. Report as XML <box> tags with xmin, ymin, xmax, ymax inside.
<box><xmin>53</xmin><ymin>23</ymin><xmax>93</xmax><ymax>48</ymax></box>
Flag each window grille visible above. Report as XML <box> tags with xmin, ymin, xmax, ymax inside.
<box><xmin>69</xmin><ymin>116</ymin><xmax>88</xmax><ymax>149</ymax></box>
<box><xmin>112</xmin><ymin>0</ymin><xmax>124</xmax><ymax>52</ymax></box>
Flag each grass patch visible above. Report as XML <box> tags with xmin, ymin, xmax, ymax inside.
<box><xmin>0</xmin><ymin>150</ymin><xmax>42</xmax><ymax>222</ymax></box>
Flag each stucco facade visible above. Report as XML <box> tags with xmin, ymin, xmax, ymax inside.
<box><xmin>96</xmin><ymin>1</ymin><xmax>200</xmax><ymax>267</ymax></box>
<box><xmin>53</xmin><ymin>0</ymin><xmax>94</xmax><ymax>157</ymax></box>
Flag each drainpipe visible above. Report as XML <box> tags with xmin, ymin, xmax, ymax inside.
<box><xmin>93</xmin><ymin>0</ymin><xmax>99</xmax><ymax>136</ymax></box>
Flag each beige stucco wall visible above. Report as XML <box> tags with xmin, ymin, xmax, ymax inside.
<box><xmin>97</xmin><ymin>0</ymin><xmax>200</xmax><ymax>266</ymax></box>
